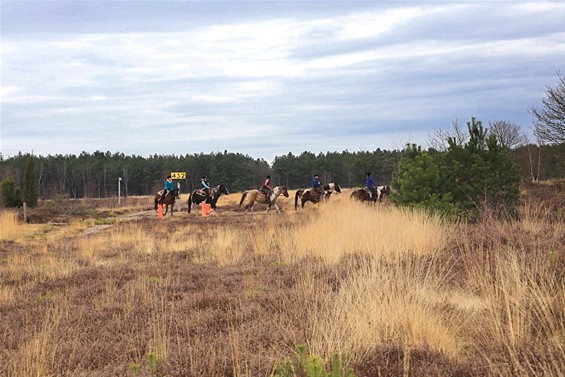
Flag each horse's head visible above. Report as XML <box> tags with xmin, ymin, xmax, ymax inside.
<box><xmin>218</xmin><ymin>184</ymin><xmax>229</xmax><ymax>195</ymax></box>
<box><xmin>330</xmin><ymin>182</ymin><xmax>341</xmax><ymax>193</ymax></box>
<box><xmin>378</xmin><ymin>185</ymin><xmax>391</xmax><ymax>196</ymax></box>
<box><xmin>173</xmin><ymin>188</ymin><xmax>180</xmax><ymax>198</ymax></box>
<box><xmin>280</xmin><ymin>186</ymin><xmax>289</xmax><ymax>197</ymax></box>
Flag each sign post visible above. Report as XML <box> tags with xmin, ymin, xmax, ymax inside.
<box><xmin>170</xmin><ymin>172</ymin><xmax>186</xmax><ymax>211</ymax></box>
<box><xmin>117</xmin><ymin>177</ymin><xmax>122</xmax><ymax>206</ymax></box>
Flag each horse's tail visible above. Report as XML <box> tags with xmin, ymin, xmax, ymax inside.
<box><xmin>294</xmin><ymin>190</ymin><xmax>303</xmax><ymax>211</ymax></box>
<box><xmin>187</xmin><ymin>191</ymin><xmax>193</xmax><ymax>213</ymax></box>
<box><xmin>239</xmin><ymin>191</ymin><xmax>248</xmax><ymax>208</ymax></box>
<box><xmin>154</xmin><ymin>197</ymin><xmax>158</xmax><ymax>211</ymax></box>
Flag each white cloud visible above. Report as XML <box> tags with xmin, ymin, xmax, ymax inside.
<box><xmin>1</xmin><ymin>1</ymin><xmax>563</xmax><ymax>159</ymax></box>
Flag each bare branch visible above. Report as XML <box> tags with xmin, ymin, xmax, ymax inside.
<box><xmin>488</xmin><ymin>120</ymin><xmax>525</xmax><ymax>149</ymax></box>
<box><xmin>530</xmin><ymin>71</ymin><xmax>565</xmax><ymax>144</ymax></box>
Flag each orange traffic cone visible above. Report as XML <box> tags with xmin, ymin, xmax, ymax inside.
<box><xmin>201</xmin><ymin>202</ymin><xmax>210</xmax><ymax>216</ymax></box>
<box><xmin>157</xmin><ymin>204</ymin><xmax>163</xmax><ymax>218</ymax></box>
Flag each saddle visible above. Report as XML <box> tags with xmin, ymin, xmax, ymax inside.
<box><xmin>196</xmin><ymin>189</ymin><xmax>209</xmax><ymax>197</ymax></box>
<box><xmin>258</xmin><ymin>189</ymin><xmax>271</xmax><ymax>202</ymax></box>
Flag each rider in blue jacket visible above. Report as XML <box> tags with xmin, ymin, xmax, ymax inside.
<box><xmin>311</xmin><ymin>174</ymin><xmax>324</xmax><ymax>200</ymax></box>
<box><xmin>200</xmin><ymin>175</ymin><xmax>211</xmax><ymax>197</ymax></box>
<box><xmin>311</xmin><ymin>174</ymin><xmax>321</xmax><ymax>189</ymax></box>
<box><xmin>160</xmin><ymin>175</ymin><xmax>174</xmax><ymax>202</ymax></box>
<box><xmin>365</xmin><ymin>172</ymin><xmax>377</xmax><ymax>199</ymax></box>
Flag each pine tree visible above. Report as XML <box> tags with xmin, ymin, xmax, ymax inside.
<box><xmin>391</xmin><ymin>144</ymin><xmax>457</xmax><ymax>216</ymax></box>
<box><xmin>443</xmin><ymin>117</ymin><xmax>519</xmax><ymax>218</ymax></box>
<box><xmin>392</xmin><ymin>118</ymin><xmax>520</xmax><ymax>220</ymax></box>
<box><xmin>22</xmin><ymin>155</ymin><xmax>38</xmax><ymax>207</ymax></box>
<box><xmin>0</xmin><ymin>176</ymin><xmax>22</xmax><ymax>208</ymax></box>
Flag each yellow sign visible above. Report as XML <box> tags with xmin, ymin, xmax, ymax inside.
<box><xmin>170</xmin><ymin>172</ymin><xmax>186</xmax><ymax>179</ymax></box>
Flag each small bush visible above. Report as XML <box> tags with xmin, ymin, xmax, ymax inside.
<box><xmin>271</xmin><ymin>344</ymin><xmax>355</xmax><ymax>377</ymax></box>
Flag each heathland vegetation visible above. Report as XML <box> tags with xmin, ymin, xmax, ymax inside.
<box><xmin>0</xmin><ymin>180</ymin><xmax>564</xmax><ymax>376</ymax></box>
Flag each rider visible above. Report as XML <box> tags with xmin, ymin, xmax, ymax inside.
<box><xmin>365</xmin><ymin>172</ymin><xmax>378</xmax><ymax>200</ymax></box>
<box><xmin>160</xmin><ymin>175</ymin><xmax>174</xmax><ymax>202</ymax></box>
<box><xmin>261</xmin><ymin>175</ymin><xmax>272</xmax><ymax>204</ymax></box>
<box><xmin>200</xmin><ymin>175</ymin><xmax>211</xmax><ymax>197</ymax></box>
<box><xmin>311</xmin><ymin>174</ymin><xmax>324</xmax><ymax>200</ymax></box>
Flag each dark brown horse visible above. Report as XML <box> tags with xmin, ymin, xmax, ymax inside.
<box><xmin>187</xmin><ymin>184</ymin><xmax>229</xmax><ymax>214</ymax></box>
<box><xmin>295</xmin><ymin>182</ymin><xmax>341</xmax><ymax>210</ymax></box>
<box><xmin>154</xmin><ymin>188</ymin><xmax>180</xmax><ymax>215</ymax></box>
<box><xmin>350</xmin><ymin>185</ymin><xmax>390</xmax><ymax>203</ymax></box>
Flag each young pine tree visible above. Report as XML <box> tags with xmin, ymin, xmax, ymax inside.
<box><xmin>442</xmin><ymin>117</ymin><xmax>520</xmax><ymax>218</ymax></box>
<box><xmin>22</xmin><ymin>155</ymin><xmax>38</xmax><ymax>207</ymax></box>
<box><xmin>391</xmin><ymin>144</ymin><xmax>457</xmax><ymax>216</ymax></box>
<box><xmin>392</xmin><ymin>118</ymin><xmax>520</xmax><ymax>220</ymax></box>
<box><xmin>0</xmin><ymin>176</ymin><xmax>23</xmax><ymax>208</ymax></box>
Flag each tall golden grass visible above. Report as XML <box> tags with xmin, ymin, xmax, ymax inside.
<box><xmin>0</xmin><ymin>210</ymin><xmax>19</xmax><ymax>240</ymax></box>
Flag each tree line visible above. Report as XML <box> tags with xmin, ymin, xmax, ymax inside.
<box><xmin>0</xmin><ymin>149</ymin><xmax>403</xmax><ymax>203</ymax></box>
<box><xmin>0</xmin><ymin>142</ymin><xmax>563</xmax><ymax>205</ymax></box>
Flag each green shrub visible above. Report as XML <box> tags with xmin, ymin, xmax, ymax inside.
<box><xmin>392</xmin><ymin>117</ymin><xmax>520</xmax><ymax>220</ymax></box>
<box><xmin>0</xmin><ymin>176</ymin><xmax>22</xmax><ymax>208</ymax></box>
<box><xmin>271</xmin><ymin>344</ymin><xmax>355</xmax><ymax>377</ymax></box>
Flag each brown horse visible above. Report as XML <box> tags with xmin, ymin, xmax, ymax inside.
<box><xmin>154</xmin><ymin>187</ymin><xmax>180</xmax><ymax>215</ymax></box>
<box><xmin>187</xmin><ymin>184</ymin><xmax>230</xmax><ymax>214</ymax></box>
<box><xmin>350</xmin><ymin>185</ymin><xmax>390</xmax><ymax>203</ymax></box>
<box><xmin>239</xmin><ymin>186</ymin><xmax>289</xmax><ymax>214</ymax></box>
<box><xmin>294</xmin><ymin>182</ymin><xmax>341</xmax><ymax>210</ymax></box>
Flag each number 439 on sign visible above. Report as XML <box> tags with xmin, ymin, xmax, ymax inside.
<box><xmin>170</xmin><ymin>172</ymin><xmax>186</xmax><ymax>179</ymax></box>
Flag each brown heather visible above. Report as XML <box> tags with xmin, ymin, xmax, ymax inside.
<box><xmin>0</xmin><ymin>184</ymin><xmax>563</xmax><ymax>376</ymax></box>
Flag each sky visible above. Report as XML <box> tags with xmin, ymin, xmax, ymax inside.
<box><xmin>1</xmin><ymin>1</ymin><xmax>564</xmax><ymax>164</ymax></box>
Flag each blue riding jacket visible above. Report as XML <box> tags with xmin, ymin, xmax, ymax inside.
<box><xmin>365</xmin><ymin>176</ymin><xmax>376</xmax><ymax>189</ymax></box>
<box><xmin>164</xmin><ymin>179</ymin><xmax>174</xmax><ymax>190</ymax></box>
<box><xmin>311</xmin><ymin>177</ymin><xmax>321</xmax><ymax>188</ymax></box>
<box><xmin>201</xmin><ymin>179</ymin><xmax>210</xmax><ymax>190</ymax></box>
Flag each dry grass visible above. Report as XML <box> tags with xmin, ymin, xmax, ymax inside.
<box><xmin>0</xmin><ymin>184</ymin><xmax>563</xmax><ymax>376</ymax></box>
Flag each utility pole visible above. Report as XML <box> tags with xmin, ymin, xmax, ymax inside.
<box><xmin>118</xmin><ymin>177</ymin><xmax>122</xmax><ymax>206</ymax></box>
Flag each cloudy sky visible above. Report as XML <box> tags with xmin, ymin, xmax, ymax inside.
<box><xmin>1</xmin><ymin>1</ymin><xmax>564</xmax><ymax>163</ymax></box>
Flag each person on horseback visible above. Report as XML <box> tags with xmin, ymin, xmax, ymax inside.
<box><xmin>365</xmin><ymin>172</ymin><xmax>377</xmax><ymax>200</ymax></box>
<box><xmin>311</xmin><ymin>174</ymin><xmax>324</xmax><ymax>200</ymax></box>
<box><xmin>260</xmin><ymin>175</ymin><xmax>272</xmax><ymax>204</ymax></box>
<box><xmin>160</xmin><ymin>175</ymin><xmax>174</xmax><ymax>203</ymax></box>
<box><xmin>200</xmin><ymin>175</ymin><xmax>211</xmax><ymax>198</ymax></box>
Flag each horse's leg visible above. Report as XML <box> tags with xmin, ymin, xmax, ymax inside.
<box><xmin>274</xmin><ymin>203</ymin><xmax>281</xmax><ymax>214</ymax></box>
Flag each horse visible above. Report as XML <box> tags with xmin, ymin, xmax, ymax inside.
<box><xmin>350</xmin><ymin>185</ymin><xmax>391</xmax><ymax>203</ymax></box>
<box><xmin>323</xmin><ymin>182</ymin><xmax>342</xmax><ymax>200</ymax></box>
<box><xmin>154</xmin><ymin>187</ymin><xmax>180</xmax><ymax>216</ymax></box>
<box><xmin>239</xmin><ymin>186</ymin><xmax>289</xmax><ymax>214</ymax></box>
<box><xmin>294</xmin><ymin>182</ymin><xmax>341</xmax><ymax>210</ymax></box>
<box><xmin>187</xmin><ymin>184</ymin><xmax>229</xmax><ymax>214</ymax></box>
